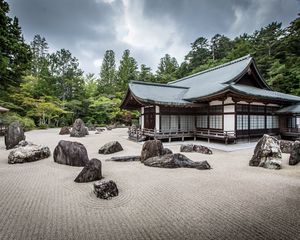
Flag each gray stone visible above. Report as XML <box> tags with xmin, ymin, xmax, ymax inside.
<box><xmin>70</xmin><ymin>119</ymin><xmax>87</xmax><ymax>137</ymax></box>
<box><xmin>74</xmin><ymin>159</ymin><xmax>102</xmax><ymax>183</ymax></box>
<box><xmin>84</xmin><ymin>127</ymin><xmax>89</xmax><ymax>136</ymax></box>
<box><xmin>94</xmin><ymin>180</ymin><xmax>118</xmax><ymax>199</ymax></box>
<box><xmin>13</xmin><ymin>140</ymin><xmax>33</xmax><ymax>148</ymax></box>
<box><xmin>162</xmin><ymin>148</ymin><xmax>173</xmax><ymax>155</ymax></box>
<box><xmin>144</xmin><ymin>153</ymin><xmax>211</xmax><ymax>170</ymax></box>
<box><xmin>107</xmin><ymin>155</ymin><xmax>141</xmax><ymax>162</ymax></box>
<box><xmin>53</xmin><ymin>140</ymin><xmax>89</xmax><ymax>166</ymax></box>
<box><xmin>140</xmin><ymin>140</ymin><xmax>164</xmax><ymax>162</ymax></box>
<box><xmin>8</xmin><ymin>144</ymin><xmax>51</xmax><ymax>164</ymax></box>
<box><xmin>289</xmin><ymin>141</ymin><xmax>300</xmax><ymax>165</ymax></box>
<box><xmin>249</xmin><ymin>134</ymin><xmax>282</xmax><ymax>169</ymax></box>
<box><xmin>180</xmin><ymin>144</ymin><xmax>212</xmax><ymax>154</ymax></box>
<box><xmin>98</xmin><ymin>141</ymin><xmax>123</xmax><ymax>154</ymax></box>
<box><xmin>5</xmin><ymin>122</ymin><xmax>26</xmax><ymax>150</ymax></box>
<box><xmin>279</xmin><ymin>140</ymin><xmax>294</xmax><ymax>154</ymax></box>
<box><xmin>59</xmin><ymin>126</ymin><xmax>70</xmax><ymax>135</ymax></box>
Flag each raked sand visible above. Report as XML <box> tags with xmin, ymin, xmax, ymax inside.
<box><xmin>0</xmin><ymin>128</ymin><xmax>299</xmax><ymax>240</ymax></box>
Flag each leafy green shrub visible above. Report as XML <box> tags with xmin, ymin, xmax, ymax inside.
<box><xmin>38</xmin><ymin>124</ymin><xmax>48</xmax><ymax>129</ymax></box>
<box><xmin>0</xmin><ymin>112</ymin><xmax>36</xmax><ymax>131</ymax></box>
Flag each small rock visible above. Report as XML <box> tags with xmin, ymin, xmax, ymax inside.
<box><xmin>5</xmin><ymin>122</ymin><xmax>26</xmax><ymax>150</ymax></box>
<box><xmin>98</xmin><ymin>141</ymin><xmax>123</xmax><ymax>154</ymax></box>
<box><xmin>180</xmin><ymin>144</ymin><xmax>194</xmax><ymax>152</ymax></box>
<box><xmin>13</xmin><ymin>140</ymin><xmax>33</xmax><ymax>148</ymax></box>
<box><xmin>53</xmin><ymin>140</ymin><xmax>89</xmax><ymax>166</ymax></box>
<box><xmin>8</xmin><ymin>144</ymin><xmax>51</xmax><ymax>164</ymax></box>
<box><xmin>59</xmin><ymin>126</ymin><xmax>70</xmax><ymax>135</ymax></box>
<box><xmin>94</xmin><ymin>180</ymin><xmax>118</xmax><ymax>199</ymax></box>
<box><xmin>74</xmin><ymin>159</ymin><xmax>102</xmax><ymax>183</ymax></box>
<box><xmin>249</xmin><ymin>134</ymin><xmax>282</xmax><ymax>169</ymax></box>
<box><xmin>289</xmin><ymin>141</ymin><xmax>300</xmax><ymax>165</ymax></box>
<box><xmin>144</xmin><ymin>153</ymin><xmax>211</xmax><ymax>170</ymax></box>
<box><xmin>107</xmin><ymin>156</ymin><xmax>141</xmax><ymax>162</ymax></box>
<box><xmin>140</xmin><ymin>140</ymin><xmax>164</xmax><ymax>162</ymax></box>
<box><xmin>279</xmin><ymin>140</ymin><xmax>294</xmax><ymax>154</ymax></box>
<box><xmin>70</xmin><ymin>119</ymin><xmax>87</xmax><ymax>137</ymax></box>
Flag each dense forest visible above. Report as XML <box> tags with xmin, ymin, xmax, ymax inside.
<box><xmin>0</xmin><ymin>0</ymin><xmax>299</xmax><ymax>130</ymax></box>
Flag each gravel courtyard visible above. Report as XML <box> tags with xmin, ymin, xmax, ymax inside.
<box><xmin>0</xmin><ymin>128</ymin><xmax>299</xmax><ymax>240</ymax></box>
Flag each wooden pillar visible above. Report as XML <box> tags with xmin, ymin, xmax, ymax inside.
<box><xmin>155</xmin><ymin>106</ymin><xmax>160</xmax><ymax>132</ymax></box>
<box><xmin>140</xmin><ymin>107</ymin><xmax>144</xmax><ymax>129</ymax></box>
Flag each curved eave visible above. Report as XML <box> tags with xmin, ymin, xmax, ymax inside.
<box><xmin>224</xmin><ymin>58</ymin><xmax>271</xmax><ymax>90</ymax></box>
<box><xmin>120</xmin><ymin>88</ymin><xmax>145</xmax><ymax>110</ymax></box>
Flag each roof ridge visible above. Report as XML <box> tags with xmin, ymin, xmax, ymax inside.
<box><xmin>130</xmin><ymin>80</ymin><xmax>189</xmax><ymax>89</ymax></box>
<box><xmin>168</xmin><ymin>54</ymin><xmax>252</xmax><ymax>85</ymax></box>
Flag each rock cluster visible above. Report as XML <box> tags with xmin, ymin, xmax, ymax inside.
<box><xmin>98</xmin><ymin>141</ymin><xmax>123</xmax><ymax>154</ymax></box>
<box><xmin>180</xmin><ymin>144</ymin><xmax>212</xmax><ymax>154</ymax></box>
<box><xmin>144</xmin><ymin>153</ymin><xmax>211</xmax><ymax>170</ymax></box>
<box><xmin>249</xmin><ymin>134</ymin><xmax>282</xmax><ymax>169</ymax></box>
<box><xmin>53</xmin><ymin>140</ymin><xmax>89</xmax><ymax>166</ymax></box>
<box><xmin>8</xmin><ymin>144</ymin><xmax>51</xmax><ymax>164</ymax></box>
<box><xmin>289</xmin><ymin>141</ymin><xmax>300</xmax><ymax>165</ymax></box>
<box><xmin>5</xmin><ymin>122</ymin><xmax>25</xmax><ymax>150</ymax></box>
<box><xmin>74</xmin><ymin>158</ymin><xmax>102</xmax><ymax>183</ymax></box>
<box><xmin>93</xmin><ymin>180</ymin><xmax>118</xmax><ymax>199</ymax></box>
<box><xmin>70</xmin><ymin>119</ymin><xmax>88</xmax><ymax>137</ymax></box>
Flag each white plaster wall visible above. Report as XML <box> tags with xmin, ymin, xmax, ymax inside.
<box><xmin>209</xmin><ymin>100</ymin><xmax>222</xmax><ymax>106</ymax></box>
<box><xmin>224</xmin><ymin>114</ymin><xmax>235</xmax><ymax>132</ymax></box>
<box><xmin>266</xmin><ymin>103</ymin><xmax>280</xmax><ymax>107</ymax></box>
<box><xmin>250</xmin><ymin>102</ymin><xmax>265</xmax><ymax>106</ymax></box>
<box><xmin>224</xmin><ymin>105</ymin><xmax>235</xmax><ymax>113</ymax></box>
<box><xmin>224</xmin><ymin>97</ymin><xmax>234</xmax><ymax>104</ymax></box>
<box><xmin>238</xmin><ymin>101</ymin><xmax>248</xmax><ymax>104</ymax></box>
<box><xmin>297</xmin><ymin>116</ymin><xmax>300</xmax><ymax>128</ymax></box>
<box><xmin>155</xmin><ymin>106</ymin><xmax>160</xmax><ymax>131</ymax></box>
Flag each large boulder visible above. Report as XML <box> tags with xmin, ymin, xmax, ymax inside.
<box><xmin>53</xmin><ymin>140</ymin><xmax>89</xmax><ymax>166</ymax></box>
<box><xmin>70</xmin><ymin>119</ymin><xmax>87</xmax><ymax>137</ymax></box>
<box><xmin>94</xmin><ymin>180</ymin><xmax>118</xmax><ymax>199</ymax></box>
<box><xmin>98</xmin><ymin>141</ymin><xmax>123</xmax><ymax>154</ymax></box>
<box><xmin>59</xmin><ymin>126</ymin><xmax>70</xmax><ymax>135</ymax></box>
<box><xmin>8</xmin><ymin>144</ymin><xmax>51</xmax><ymax>164</ymax></box>
<box><xmin>180</xmin><ymin>144</ymin><xmax>212</xmax><ymax>154</ymax></box>
<box><xmin>106</xmin><ymin>155</ymin><xmax>141</xmax><ymax>162</ymax></box>
<box><xmin>279</xmin><ymin>140</ymin><xmax>294</xmax><ymax>154</ymax></box>
<box><xmin>289</xmin><ymin>141</ymin><xmax>300</xmax><ymax>165</ymax></box>
<box><xmin>249</xmin><ymin>134</ymin><xmax>282</xmax><ymax>169</ymax></box>
<box><xmin>5</xmin><ymin>122</ymin><xmax>25</xmax><ymax>150</ymax></box>
<box><xmin>140</xmin><ymin>140</ymin><xmax>164</xmax><ymax>162</ymax></box>
<box><xmin>74</xmin><ymin>159</ymin><xmax>102</xmax><ymax>183</ymax></box>
<box><xmin>144</xmin><ymin>153</ymin><xmax>211</xmax><ymax>170</ymax></box>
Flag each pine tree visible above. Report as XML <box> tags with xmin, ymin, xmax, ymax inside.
<box><xmin>99</xmin><ymin>50</ymin><xmax>116</xmax><ymax>93</ymax></box>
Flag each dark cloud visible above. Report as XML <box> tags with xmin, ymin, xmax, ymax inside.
<box><xmin>6</xmin><ymin>0</ymin><xmax>300</xmax><ymax>75</ymax></box>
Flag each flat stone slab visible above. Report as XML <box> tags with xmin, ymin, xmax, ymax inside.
<box><xmin>106</xmin><ymin>156</ymin><xmax>141</xmax><ymax>162</ymax></box>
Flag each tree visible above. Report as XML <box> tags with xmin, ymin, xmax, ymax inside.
<box><xmin>185</xmin><ymin>37</ymin><xmax>210</xmax><ymax>71</ymax></box>
<box><xmin>210</xmin><ymin>34</ymin><xmax>232</xmax><ymax>60</ymax></box>
<box><xmin>117</xmin><ymin>49</ymin><xmax>138</xmax><ymax>91</ymax></box>
<box><xmin>98</xmin><ymin>50</ymin><xmax>116</xmax><ymax>93</ymax></box>
<box><xmin>49</xmin><ymin>49</ymin><xmax>84</xmax><ymax>101</ymax></box>
<box><xmin>0</xmin><ymin>0</ymin><xmax>31</xmax><ymax>92</ymax></box>
<box><xmin>30</xmin><ymin>34</ymin><xmax>49</xmax><ymax>77</ymax></box>
<box><xmin>138</xmin><ymin>64</ymin><xmax>154</xmax><ymax>82</ymax></box>
<box><xmin>156</xmin><ymin>54</ymin><xmax>179</xmax><ymax>83</ymax></box>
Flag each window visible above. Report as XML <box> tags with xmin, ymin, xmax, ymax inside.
<box><xmin>161</xmin><ymin>115</ymin><xmax>179</xmax><ymax>131</ymax></box>
<box><xmin>250</xmin><ymin>115</ymin><xmax>265</xmax><ymax>129</ymax></box>
<box><xmin>237</xmin><ymin>115</ymin><xmax>249</xmax><ymax>130</ymax></box>
<box><xmin>236</xmin><ymin>104</ymin><xmax>248</xmax><ymax>113</ymax></box>
<box><xmin>210</xmin><ymin>105</ymin><xmax>223</xmax><ymax>113</ymax></box>
<box><xmin>196</xmin><ymin>115</ymin><xmax>208</xmax><ymax>128</ymax></box>
<box><xmin>180</xmin><ymin>115</ymin><xmax>195</xmax><ymax>131</ymax></box>
<box><xmin>250</xmin><ymin>105</ymin><xmax>265</xmax><ymax>113</ymax></box>
<box><xmin>209</xmin><ymin>115</ymin><xmax>222</xmax><ymax>129</ymax></box>
<box><xmin>287</xmin><ymin>117</ymin><xmax>297</xmax><ymax>128</ymax></box>
<box><xmin>266</xmin><ymin>116</ymin><xmax>279</xmax><ymax>129</ymax></box>
<box><xmin>170</xmin><ymin>115</ymin><xmax>179</xmax><ymax>131</ymax></box>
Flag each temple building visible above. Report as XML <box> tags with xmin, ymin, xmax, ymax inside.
<box><xmin>121</xmin><ymin>55</ymin><xmax>300</xmax><ymax>143</ymax></box>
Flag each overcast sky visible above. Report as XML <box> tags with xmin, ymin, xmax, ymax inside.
<box><xmin>7</xmin><ymin>0</ymin><xmax>300</xmax><ymax>75</ymax></box>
